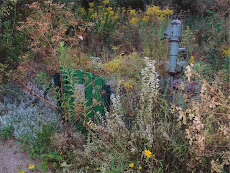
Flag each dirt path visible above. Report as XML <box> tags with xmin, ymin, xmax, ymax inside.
<box><xmin>0</xmin><ymin>139</ymin><xmax>40</xmax><ymax>173</ymax></box>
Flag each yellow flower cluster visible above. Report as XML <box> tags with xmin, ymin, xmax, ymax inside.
<box><xmin>128</xmin><ymin>163</ymin><xmax>142</xmax><ymax>169</ymax></box>
<box><xmin>103</xmin><ymin>0</ymin><xmax>109</xmax><ymax>5</ymax></box>
<box><xmin>80</xmin><ymin>7</ymin><xmax>86</xmax><ymax>15</ymax></box>
<box><xmin>145</xmin><ymin>5</ymin><xmax>173</xmax><ymax>21</ymax></box>
<box><xmin>129</xmin><ymin>9</ymin><xmax>136</xmax><ymax>15</ymax></box>
<box><xmin>144</xmin><ymin>149</ymin><xmax>152</xmax><ymax>158</ymax></box>
<box><xmin>107</xmin><ymin>7</ymin><xmax>112</xmax><ymax>12</ymax></box>
<box><xmin>130</xmin><ymin>17</ymin><xmax>139</xmax><ymax>25</ymax></box>
<box><xmin>29</xmin><ymin>164</ymin><xmax>35</xmax><ymax>169</ymax></box>
<box><xmin>121</xmin><ymin>80</ymin><xmax>134</xmax><ymax>89</ymax></box>
<box><xmin>79</xmin><ymin>0</ymin><xmax>119</xmax><ymax>32</ymax></box>
<box><xmin>89</xmin><ymin>2</ymin><xmax>94</xmax><ymax>8</ymax></box>
<box><xmin>122</xmin><ymin>7</ymin><xmax>126</xmax><ymax>13</ymax></box>
<box><xmin>103</xmin><ymin>58</ymin><xmax>123</xmax><ymax>73</ymax></box>
<box><xmin>222</xmin><ymin>48</ymin><xmax>230</xmax><ymax>56</ymax></box>
<box><xmin>142</xmin><ymin>15</ymin><xmax>149</xmax><ymax>22</ymax></box>
<box><xmin>129</xmin><ymin>163</ymin><xmax>134</xmax><ymax>167</ymax></box>
<box><xmin>189</xmin><ymin>56</ymin><xmax>195</xmax><ymax>64</ymax></box>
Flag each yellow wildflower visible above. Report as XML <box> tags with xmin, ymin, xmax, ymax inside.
<box><xmin>109</xmin><ymin>11</ymin><xmax>114</xmax><ymax>15</ymax></box>
<box><xmin>114</xmin><ymin>15</ymin><xmax>119</xmax><ymax>20</ymax></box>
<box><xmin>139</xmin><ymin>166</ymin><xmax>142</xmax><ymax>170</ymax></box>
<box><xmin>89</xmin><ymin>2</ymin><xmax>94</xmax><ymax>8</ymax></box>
<box><xmin>103</xmin><ymin>0</ymin><xmax>109</xmax><ymax>5</ymax></box>
<box><xmin>101</xmin><ymin>20</ymin><xmax>105</xmax><ymax>24</ymax></box>
<box><xmin>80</xmin><ymin>8</ymin><xmax>86</xmax><ymax>14</ymax></box>
<box><xmin>144</xmin><ymin>149</ymin><xmax>152</xmax><ymax>158</ymax></box>
<box><xmin>122</xmin><ymin>80</ymin><xmax>133</xmax><ymax>89</ymax></box>
<box><xmin>89</xmin><ymin>8</ymin><xmax>94</xmax><ymax>12</ymax></box>
<box><xmin>122</xmin><ymin>7</ymin><xmax>126</xmax><ymax>13</ymax></box>
<box><xmin>129</xmin><ymin>163</ymin><xmax>134</xmax><ymax>168</ymax></box>
<box><xmin>107</xmin><ymin>7</ymin><xmax>112</xmax><ymax>12</ymax></box>
<box><xmin>163</xmin><ymin>8</ymin><xmax>173</xmax><ymax>15</ymax></box>
<box><xmin>29</xmin><ymin>164</ymin><xmax>35</xmax><ymax>169</ymax></box>
<box><xmin>102</xmin><ymin>58</ymin><xmax>122</xmax><ymax>73</ymax></box>
<box><xmin>189</xmin><ymin>56</ymin><xmax>195</xmax><ymax>64</ymax></box>
<box><xmin>130</xmin><ymin>17</ymin><xmax>139</xmax><ymax>25</ymax></box>
<box><xmin>18</xmin><ymin>171</ymin><xmax>25</xmax><ymax>173</ymax></box>
<box><xmin>104</xmin><ymin>12</ymin><xmax>108</xmax><ymax>15</ymax></box>
<box><xmin>98</xmin><ymin>5</ymin><xmax>102</xmax><ymax>9</ymax></box>
<box><xmin>222</xmin><ymin>48</ymin><xmax>230</xmax><ymax>56</ymax></box>
<box><xmin>158</xmin><ymin>14</ymin><xmax>166</xmax><ymax>21</ymax></box>
<box><xmin>129</xmin><ymin>9</ymin><xmax>136</xmax><ymax>15</ymax></box>
<box><xmin>145</xmin><ymin>5</ymin><xmax>160</xmax><ymax>16</ymax></box>
<box><xmin>142</xmin><ymin>15</ymin><xmax>149</xmax><ymax>22</ymax></box>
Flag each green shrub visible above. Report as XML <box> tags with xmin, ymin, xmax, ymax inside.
<box><xmin>0</xmin><ymin>125</ymin><xmax>14</xmax><ymax>140</ymax></box>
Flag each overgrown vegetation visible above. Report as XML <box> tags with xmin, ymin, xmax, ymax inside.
<box><xmin>0</xmin><ymin>0</ymin><xmax>229</xmax><ymax>172</ymax></box>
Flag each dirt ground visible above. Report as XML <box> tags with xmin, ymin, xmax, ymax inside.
<box><xmin>0</xmin><ymin>139</ymin><xmax>40</xmax><ymax>173</ymax></box>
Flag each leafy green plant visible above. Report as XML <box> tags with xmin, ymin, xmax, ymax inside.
<box><xmin>0</xmin><ymin>125</ymin><xmax>14</xmax><ymax>140</ymax></box>
<box><xmin>28</xmin><ymin>124</ymin><xmax>56</xmax><ymax>157</ymax></box>
<box><xmin>22</xmin><ymin>124</ymin><xmax>63</xmax><ymax>172</ymax></box>
<box><xmin>40</xmin><ymin>152</ymin><xmax>62</xmax><ymax>173</ymax></box>
<box><xmin>0</xmin><ymin>0</ymin><xmax>28</xmax><ymax>83</ymax></box>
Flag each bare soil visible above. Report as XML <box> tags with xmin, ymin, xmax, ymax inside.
<box><xmin>0</xmin><ymin>139</ymin><xmax>41</xmax><ymax>173</ymax></box>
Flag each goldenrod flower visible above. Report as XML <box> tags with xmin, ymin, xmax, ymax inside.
<box><xmin>130</xmin><ymin>17</ymin><xmax>139</xmax><ymax>25</ymax></box>
<box><xmin>122</xmin><ymin>80</ymin><xmax>133</xmax><ymax>89</ymax></box>
<box><xmin>29</xmin><ymin>164</ymin><xmax>35</xmax><ymax>169</ymax></box>
<box><xmin>142</xmin><ymin>15</ymin><xmax>149</xmax><ymax>22</ymax></box>
<box><xmin>103</xmin><ymin>0</ymin><xmax>109</xmax><ymax>5</ymax></box>
<box><xmin>89</xmin><ymin>2</ymin><xmax>94</xmax><ymax>8</ymax></box>
<box><xmin>189</xmin><ymin>56</ymin><xmax>195</xmax><ymax>64</ymax></box>
<box><xmin>129</xmin><ymin>163</ymin><xmax>134</xmax><ymax>168</ymax></box>
<box><xmin>107</xmin><ymin>7</ymin><xmax>112</xmax><ymax>12</ymax></box>
<box><xmin>139</xmin><ymin>166</ymin><xmax>142</xmax><ymax>170</ymax></box>
<box><xmin>146</xmin><ymin>5</ymin><xmax>160</xmax><ymax>16</ymax></box>
<box><xmin>122</xmin><ymin>7</ymin><xmax>126</xmax><ymax>13</ymax></box>
<box><xmin>158</xmin><ymin>14</ymin><xmax>166</xmax><ymax>21</ymax></box>
<box><xmin>109</xmin><ymin>11</ymin><xmax>114</xmax><ymax>15</ymax></box>
<box><xmin>80</xmin><ymin>8</ymin><xmax>86</xmax><ymax>14</ymax></box>
<box><xmin>163</xmin><ymin>8</ymin><xmax>173</xmax><ymax>15</ymax></box>
<box><xmin>129</xmin><ymin>9</ymin><xmax>136</xmax><ymax>15</ymax></box>
<box><xmin>222</xmin><ymin>48</ymin><xmax>230</xmax><ymax>56</ymax></box>
<box><xmin>144</xmin><ymin>149</ymin><xmax>152</xmax><ymax>158</ymax></box>
<box><xmin>18</xmin><ymin>170</ymin><xmax>25</xmax><ymax>173</ymax></box>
